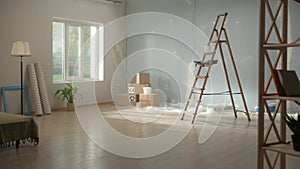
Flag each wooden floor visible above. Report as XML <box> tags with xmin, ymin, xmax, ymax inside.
<box><xmin>0</xmin><ymin>104</ymin><xmax>299</xmax><ymax>169</ymax></box>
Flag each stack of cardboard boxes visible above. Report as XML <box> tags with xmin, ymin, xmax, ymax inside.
<box><xmin>128</xmin><ymin>73</ymin><xmax>160</xmax><ymax>107</ymax></box>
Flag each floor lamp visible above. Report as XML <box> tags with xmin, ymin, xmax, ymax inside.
<box><xmin>11</xmin><ymin>41</ymin><xmax>31</xmax><ymax>115</ymax></box>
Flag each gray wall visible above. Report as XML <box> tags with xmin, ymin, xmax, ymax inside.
<box><xmin>126</xmin><ymin>0</ymin><xmax>300</xmax><ymax>111</ymax></box>
<box><xmin>0</xmin><ymin>0</ymin><xmax>126</xmax><ymax>112</ymax></box>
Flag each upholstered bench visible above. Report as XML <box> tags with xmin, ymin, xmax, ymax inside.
<box><xmin>0</xmin><ymin>112</ymin><xmax>39</xmax><ymax>148</ymax></box>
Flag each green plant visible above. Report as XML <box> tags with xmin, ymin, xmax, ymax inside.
<box><xmin>55</xmin><ymin>83</ymin><xmax>78</xmax><ymax>103</ymax></box>
<box><xmin>286</xmin><ymin>113</ymin><xmax>300</xmax><ymax>136</ymax></box>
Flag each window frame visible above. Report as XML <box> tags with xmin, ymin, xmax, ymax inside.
<box><xmin>52</xmin><ymin>17</ymin><xmax>104</xmax><ymax>84</ymax></box>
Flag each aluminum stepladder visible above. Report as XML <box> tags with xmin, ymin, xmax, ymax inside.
<box><xmin>181</xmin><ymin>12</ymin><xmax>251</xmax><ymax>124</ymax></box>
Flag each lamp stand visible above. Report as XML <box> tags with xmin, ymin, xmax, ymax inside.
<box><xmin>20</xmin><ymin>56</ymin><xmax>23</xmax><ymax>115</ymax></box>
<box><xmin>11</xmin><ymin>41</ymin><xmax>31</xmax><ymax>115</ymax></box>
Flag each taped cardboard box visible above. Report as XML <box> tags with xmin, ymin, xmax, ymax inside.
<box><xmin>139</xmin><ymin>94</ymin><xmax>160</xmax><ymax>106</ymax></box>
<box><xmin>135</xmin><ymin>73</ymin><xmax>150</xmax><ymax>84</ymax></box>
<box><xmin>139</xmin><ymin>101</ymin><xmax>151</xmax><ymax>107</ymax></box>
<box><xmin>128</xmin><ymin>83</ymin><xmax>150</xmax><ymax>94</ymax></box>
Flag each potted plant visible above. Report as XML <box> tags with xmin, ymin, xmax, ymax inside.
<box><xmin>55</xmin><ymin>83</ymin><xmax>78</xmax><ymax>111</ymax></box>
<box><xmin>286</xmin><ymin>113</ymin><xmax>300</xmax><ymax>151</ymax></box>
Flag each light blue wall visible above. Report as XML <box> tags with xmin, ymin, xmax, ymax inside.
<box><xmin>126</xmin><ymin>0</ymin><xmax>300</xmax><ymax>111</ymax></box>
<box><xmin>126</xmin><ymin>0</ymin><xmax>259</xmax><ymax>110</ymax></box>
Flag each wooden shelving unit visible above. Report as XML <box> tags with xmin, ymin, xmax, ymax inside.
<box><xmin>262</xmin><ymin>96</ymin><xmax>300</xmax><ymax>102</ymax></box>
<box><xmin>258</xmin><ymin>0</ymin><xmax>300</xmax><ymax>169</ymax></box>
<box><xmin>262</xmin><ymin>143</ymin><xmax>300</xmax><ymax>157</ymax></box>
<box><xmin>263</xmin><ymin>43</ymin><xmax>300</xmax><ymax>49</ymax></box>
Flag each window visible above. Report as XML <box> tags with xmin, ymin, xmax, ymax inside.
<box><xmin>52</xmin><ymin>18</ymin><xmax>104</xmax><ymax>83</ymax></box>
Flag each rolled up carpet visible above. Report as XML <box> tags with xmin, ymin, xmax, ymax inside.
<box><xmin>27</xmin><ymin>64</ymin><xmax>43</xmax><ymax>116</ymax></box>
<box><xmin>34</xmin><ymin>63</ymin><xmax>51</xmax><ymax>115</ymax></box>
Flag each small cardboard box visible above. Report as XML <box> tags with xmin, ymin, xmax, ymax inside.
<box><xmin>135</xmin><ymin>73</ymin><xmax>150</xmax><ymax>84</ymax></box>
<box><xmin>139</xmin><ymin>94</ymin><xmax>160</xmax><ymax>106</ymax></box>
<box><xmin>128</xmin><ymin>83</ymin><xmax>150</xmax><ymax>94</ymax></box>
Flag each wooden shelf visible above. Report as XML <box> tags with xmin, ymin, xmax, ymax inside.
<box><xmin>262</xmin><ymin>143</ymin><xmax>300</xmax><ymax>157</ymax></box>
<box><xmin>263</xmin><ymin>43</ymin><xmax>300</xmax><ymax>49</ymax></box>
<box><xmin>258</xmin><ymin>1</ymin><xmax>300</xmax><ymax>168</ymax></box>
<box><xmin>262</xmin><ymin>95</ymin><xmax>300</xmax><ymax>101</ymax></box>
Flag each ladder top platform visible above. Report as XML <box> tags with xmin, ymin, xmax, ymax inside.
<box><xmin>194</xmin><ymin>60</ymin><xmax>218</xmax><ymax>67</ymax></box>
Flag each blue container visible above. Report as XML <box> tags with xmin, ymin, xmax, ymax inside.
<box><xmin>255</xmin><ymin>106</ymin><xmax>259</xmax><ymax>113</ymax></box>
<box><xmin>256</xmin><ymin>104</ymin><xmax>276</xmax><ymax>113</ymax></box>
<box><xmin>268</xmin><ymin>105</ymin><xmax>276</xmax><ymax>112</ymax></box>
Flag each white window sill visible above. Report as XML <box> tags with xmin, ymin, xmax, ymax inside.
<box><xmin>53</xmin><ymin>79</ymin><xmax>103</xmax><ymax>84</ymax></box>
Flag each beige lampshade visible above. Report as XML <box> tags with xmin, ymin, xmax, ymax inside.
<box><xmin>11</xmin><ymin>41</ymin><xmax>31</xmax><ymax>57</ymax></box>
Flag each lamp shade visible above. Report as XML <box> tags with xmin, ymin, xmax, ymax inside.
<box><xmin>11</xmin><ymin>41</ymin><xmax>31</xmax><ymax>57</ymax></box>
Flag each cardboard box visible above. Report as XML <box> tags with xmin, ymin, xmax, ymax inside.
<box><xmin>129</xmin><ymin>94</ymin><xmax>140</xmax><ymax>106</ymax></box>
<box><xmin>139</xmin><ymin>101</ymin><xmax>151</xmax><ymax>107</ymax></box>
<box><xmin>135</xmin><ymin>73</ymin><xmax>150</xmax><ymax>84</ymax></box>
<box><xmin>113</xmin><ymin>94</ymin><xmax>140</xmax><ymax>106</ymax></box>
<box><xmin>128</xmin><ymin>83</ymin><xmax>150</xmax><ymax>94</ymax></box>
<box><xmin>113</xmin><ymin>94</ymin><xmax>131</xmax><ymax>106</ymax></box>
<box><xmin>139</xmin><ymin>94</ymin><xmax>160</xmax><ymax>106</ymax></box>
<box><xmin>139</xmin><ymin>94</ymin><xmax>160</xmax><ymax>101</ymax></box>
<box><xmin>129</xmin><ymin>94</ymin><xmax>139</xmax><ymax>102</ymax></box>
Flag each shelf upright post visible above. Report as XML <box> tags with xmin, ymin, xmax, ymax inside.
<box><xmin>258</xmin><ymin>0</ymin><xmax>266</xmax><ymax>169</ymax></box>
<box><xmin>280</xmin><ymin>0</ymin><xmax>288</xmax><ymax>168</ymax></box>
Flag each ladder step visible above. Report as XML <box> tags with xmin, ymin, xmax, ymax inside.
<box><xmin>218</xmin><ymin>12</ymin><xmax>228</xmax><ymax>17</ymax></box>
<box><xmin>196</xmin><ymin>76</ymin><xmax>207</xmax><ymax>79</ymax></box>
<box><xmin>210</xmin><ymin>40</ymin><xmax>227</xmax><ymax>43</ymax></box>
<box><xmin>183</xmin><ymin>111</ymin><xmax>197</xmax><ymax>115</ymax></box>
<box><xmin>202</xmin><ymin>91</ymin><xmax>242</xmax><ymax>95</ymax></box>
<box><xmin>194</xmin><ymin>60</ymin><xmax>218</xmax><ymax>67</ymax></box>
<box><xmin>204</xmin><ymin>52</ymin><xmax>216</xmax><ymax>55</ymax></box>
<box><xmin>192</xmin><ymin>87</ymin><xmax>204</xmax><ymax>91</ymax></box>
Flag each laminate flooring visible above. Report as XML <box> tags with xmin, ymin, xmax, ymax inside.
<box><xmin>0</xmin><ymin>103</ymin><xmax>299</xmax><ymax>169</ymax></box>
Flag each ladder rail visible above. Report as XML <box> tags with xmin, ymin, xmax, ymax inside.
<box><xmin>223</xmin><ymin>30</ymin><xmax>251</xmax><ymax>121</ymax></box>
<box><xmin>218</xmin><ymin>41</ymin><xmax>238</xmax><ymax>118</ymax></box>
<box><xmin>183</xmin><ymin>58</ymin><xmax>206</xmax><ymax>104</ymax></box>
<box><xmin>207</xmin><ymin>16</ymin><xmax>221</xmax><ymax>45</ymax></box>
<box><xmin>182</xmin><ymin>41</ymin><xmax>217</xmax><ymax>119</ymax></box>
<box><xmin>182</xmin><ymin>56</ymin><xmax>209</xmax><ymax>120</ymax></box>
<box><xmin>186</xmin><ymin>38</ymin><xmax>219</xmax><ymax>122</ymax></box>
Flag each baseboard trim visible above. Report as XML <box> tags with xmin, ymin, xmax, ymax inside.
<box><xmin>51</xmin><ymin>101</ymin><xmax>114</xmax><ymax>111</ymax></box>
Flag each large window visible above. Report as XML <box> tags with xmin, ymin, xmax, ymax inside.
<box><xmin>52</xmin><ymin>18</ymin><xmax>104</xmax><ymax>83</ymax></box>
